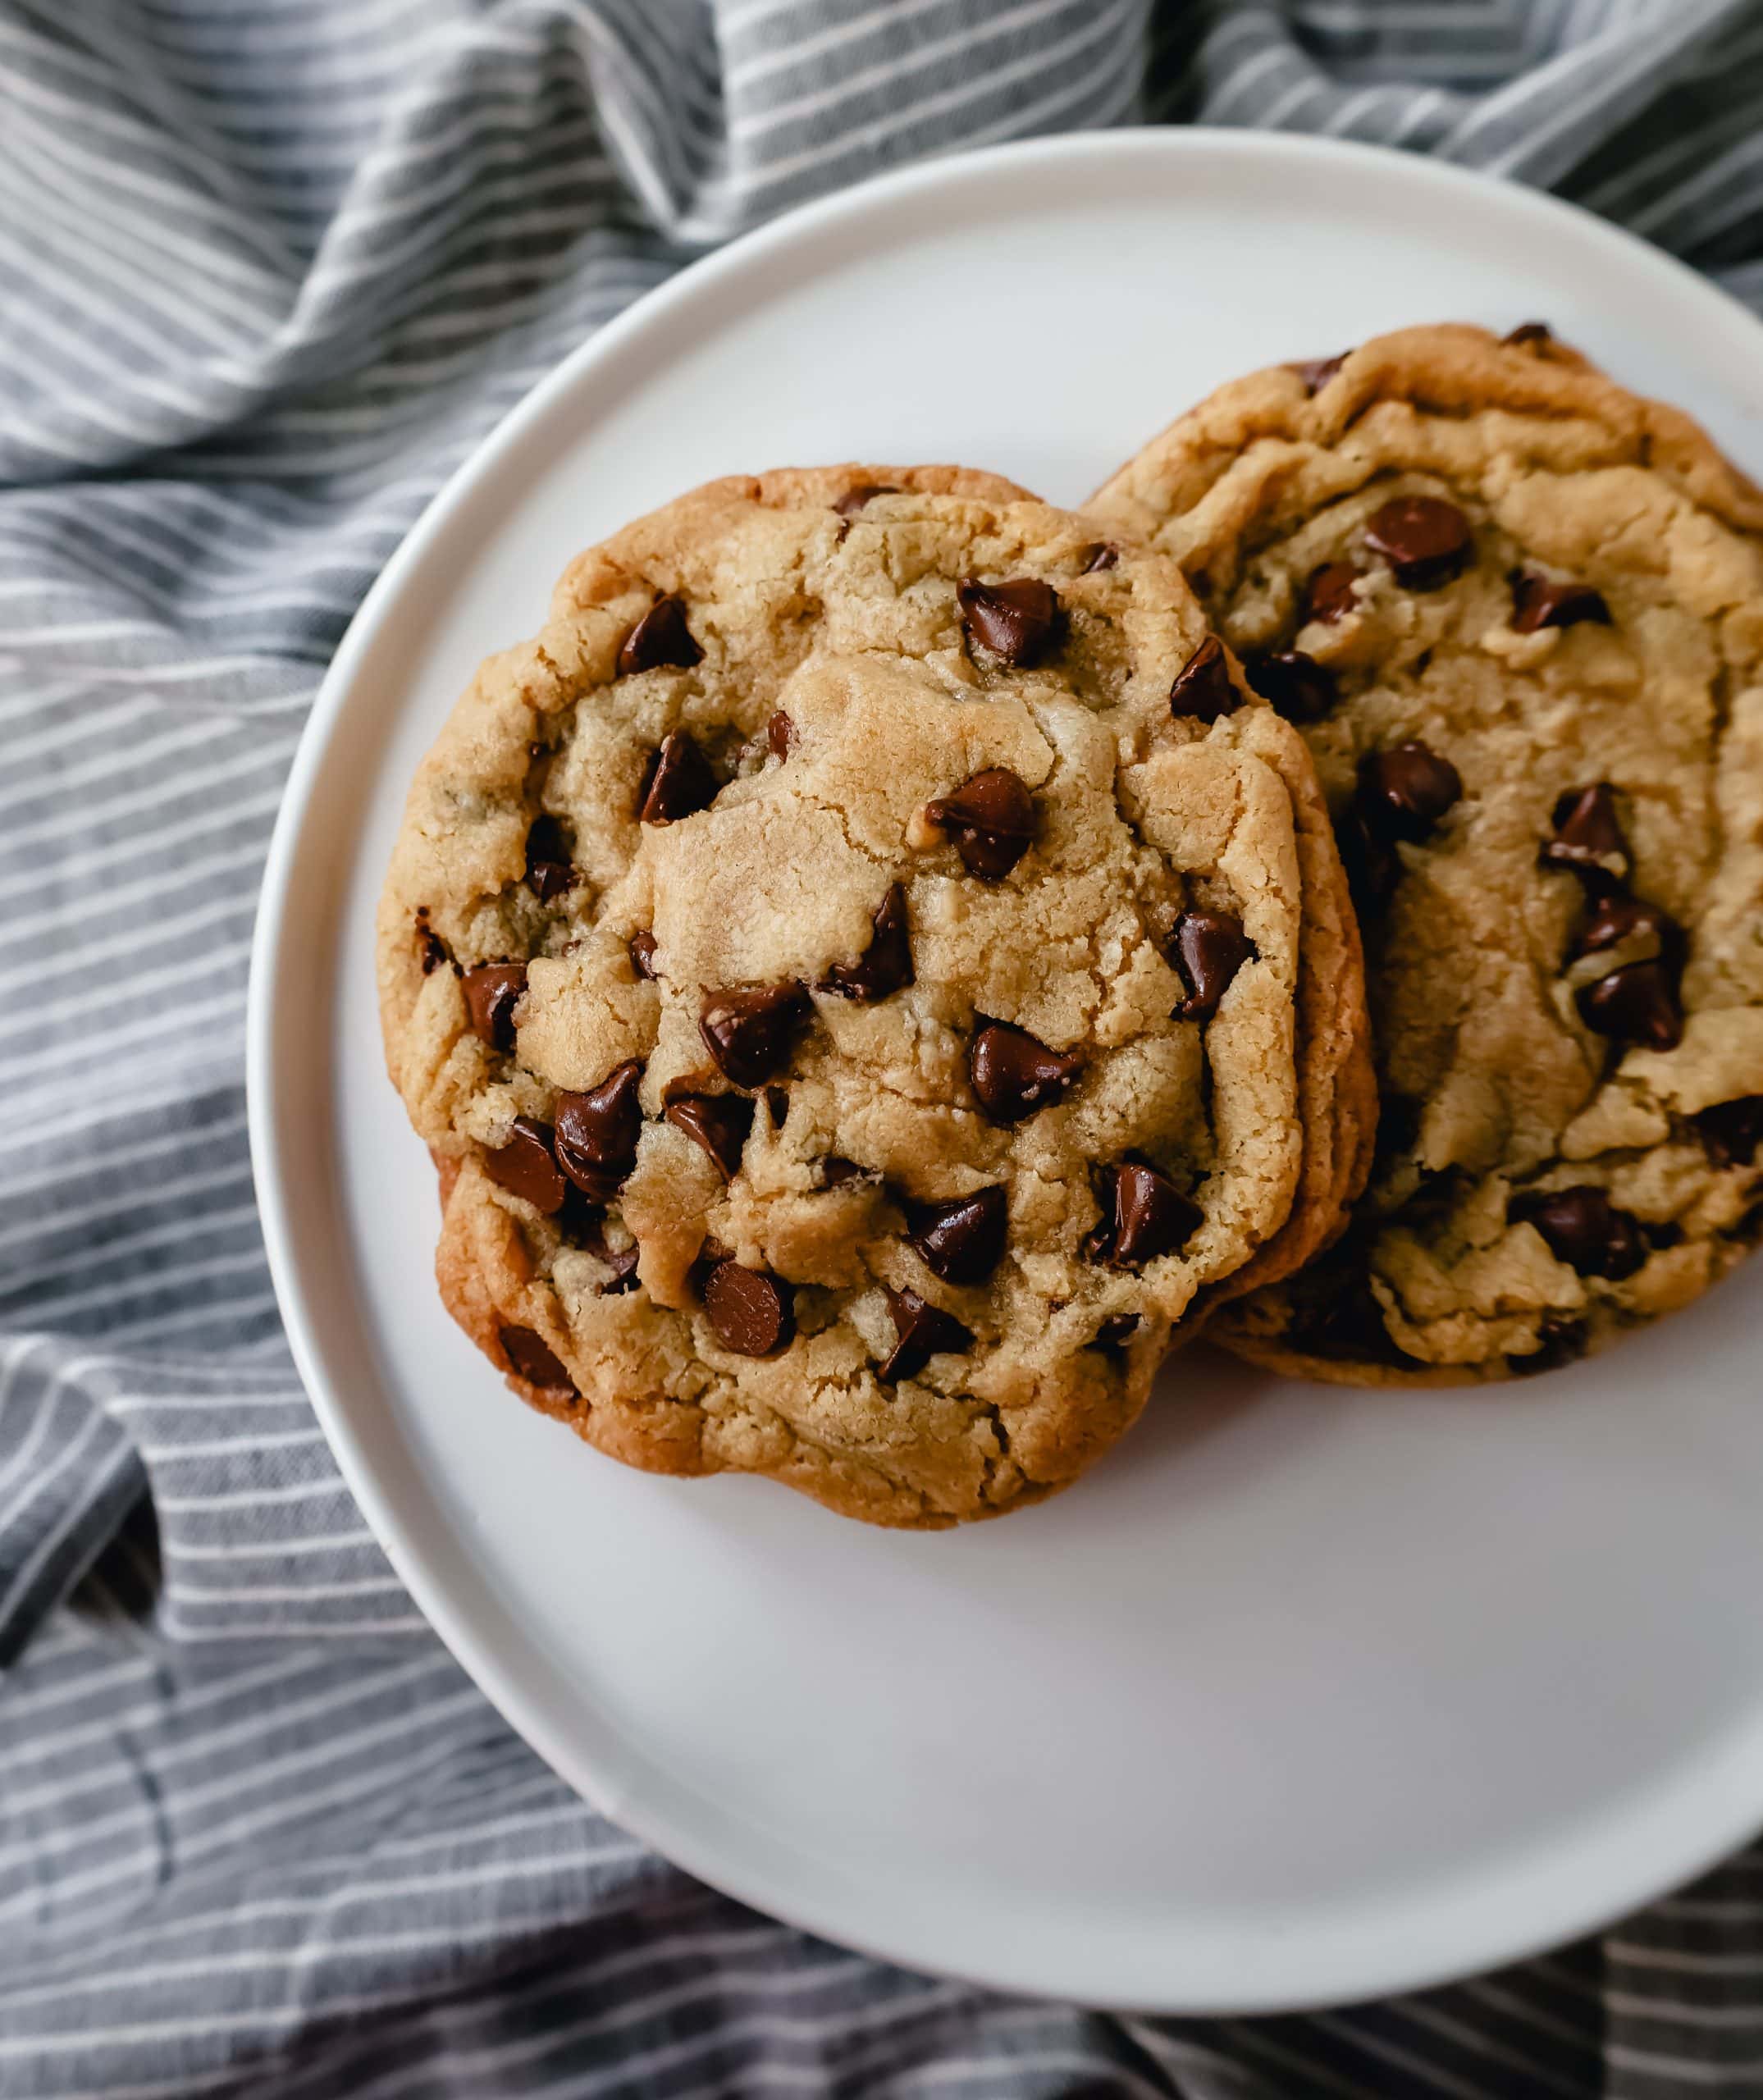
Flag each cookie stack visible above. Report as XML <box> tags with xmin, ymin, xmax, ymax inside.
<box><xmin>379</xmin><ymin>326</ymin><xmax>1763</xmax><ymax>1526</ymax></box>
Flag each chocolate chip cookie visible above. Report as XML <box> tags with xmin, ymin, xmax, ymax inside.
<box><xmin>1089</xmin><ymin>322</ymin><xmax>1763</xmax><ymax>1383</ymax></box>
<box><xmin>378</xmin><ymin>465</ymin><xmax>1337</xmax><ymax>1522</ymax></box>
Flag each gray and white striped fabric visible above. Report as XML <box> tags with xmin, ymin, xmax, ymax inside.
<box><xmin>7</xmin><ymin>2</ymin><xmax>1763</xmax><ymax>2093</ymax></box>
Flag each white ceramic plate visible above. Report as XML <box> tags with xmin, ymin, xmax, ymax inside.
<box><xmin>249</xmin><ymin>130</ymin><xmax>1763</xmax><ymax>2013</ymax></box>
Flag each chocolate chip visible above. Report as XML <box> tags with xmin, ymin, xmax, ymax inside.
<box><xmin>1245</xmin><ymin>649</ymin><xmax>1336</xmax><ymax>723</ymax></box>
<box><xmin>1642</xmin><ymin>1218</ymin><xmax>1685</xmax><ymax>1251</ymax></box>
<box><xmin>1509</xmin><ymin>1316</ymin><xmax>1587</xmax><ymax>1376</ymax></box>
<box><xmin>702</xmin><ymin>1261</ymin><xmax>793</xmax><ymax>1356</ymax></box>
<box><xmin>618</xmin><ymin>595</ymin><xmax>701</xmax><ymax>675</ymax></box>
<box><xmin>766</xmin><ymin>710</ymin><xmax>796</xmax><ymax>759</ymax></box>
<box><xmin>1169</xmin><ymin>634</ymin><xmax>1240</xmax><ymax>723</ymax></box>
<box><xmin>700</xmin><ymin>984</ymin><xmax>810</xmax><ymax>1089</ymax></box>
<box><xmin>1569</xmin><ymin>891</ymin><xmax>1681</xmax><ymax>966</ymax></box>
<box><xmin>1694</xmin><ymin>1097</ymin><xmax>1763</xmax><ymax>1169</ymax></box>
<box><xmin>1575</xmin><ymin>959</ymin><xmax>1683</xmax><ymax>1050</ymax></box>
<box><xmin>878</xmin><ymin>1287</ymin><xmax>974</xmax><ymax>1384</ymax></box>
<box><xmin>591</xmin><ymin>1239</ymin><xmax>641</xmax><ymax>1294</ymax></box>
<box><xmin>499</xmin><ymin>1324</ymin><xmax>575</xmax><ymax>1393</ymax></box>
<box><xmin>1363</xmin><ymin>496</ymin><xmax>1472</xmax><ymax>591</ymax></box>
<box><xmin>1541</xmin><ymin>783</ymin><xmax>1628</xmax><ymax>888</ymax></box>
<box><xmin>1504</xmin><ymin>321</ymin><xmax>1552</xmax><ymax>349</ymax></box>
<box><xmin>1355</xmin><ymin>742</ymin><xmax>1462</xmax><ymax>846</ymax></box>
<box><xmin>1511</xmin><ymin>1185</ymin><xmax>1647</xmax><ymax>1281</ymax></box>
<box><xmin>1086</xmin><ymin>1160</ymin><xmax>1202</xmax><ymax>1268</ymax></box>
<box><xmin>821</xmin><ymin>883</ymin><xmax>912</xmax><ymax>1001</ymax></box>
<box><xmin>924</xmin><ymin>767</ymin><xmax>1036</xmax><ymax>881</ymax></box>
<box><xmin>1303</xmin><ymin>561</ymin><xmax>1362</xmax><ymax>624</ymax></box>
<box><xmin>1169</xmin><ymin>911</ymin><xmax>1254</xmax><ymax>1022</ymax></box>
<box><xmin>833</xmin><ymin>482</ymin><xmax>898</xmax><ymax>518</ymax></box>
<box><xmin>968</xmin><ymin>1020</ymin><xmax>1083</xmax><ymax>1124</ymax></box>
<box><xmin>554</xmin><ymin>1061</ymin><xmax>644</xmax><ymax>1203</ymax></box>
<box><xmin>906</xmin><ymin>1186</ymin><xmax>1007</xmax><ymax>1285</ymax></box>
<box><xmin>820</xmin><ymin>1155</ymin><xmax>870</xmax><ymax>1188</ymax></box>
<box><xmin>416</xmin><ymin>912</ymin><xmax>449</xmax><ymax>976</ymax></box>
<box><xmin>637</xmin><ymin>730</ymin><xmax>718</xmax><ymax>824</ymax></box>
<box><xmin>1088</xmin><ymin>1312</ymin><xmax>1140</xmax><ymax>1354</ymax></box>
<box><xmin>463</xmin><ymin>962</ymin><xmax>526</xmax><ymax>1050</ymax></box>
<box><xmin>485</xmin><ymin>1117</ymin><xmax>567</xmax><ymax>1213</ymax></box>
<box><xmin>664</xmin><ymin>1093</ymin><xmax>754</xmax><ymax>1180</ymax></box>
<box><xmin>1290</xmin><ymin>354</ymin><xmax>1346</xmax><ymax>395</ymax></box>
<box><xmin>524</xmin><ymin>815</ymin><xmax>576</xmax><ymax>901</ymax></box>
<box><xmin>957</xmin><ymin>578</ymin><xmax>1062</xmax><ymax>666</ymax></box>
<box><xmin>1510</xmin><ymin>568</ymin><xmax>1610</xmax><ymax>634</ymax></box>
<box><xmin>628</xmin><ymin>929</ymin><xmax>660</xmax><ymax>980</ymax></box>
<box><xmin>1080</xmin><ymin>541</ymin><xmax>1120</xmax><ymax>573</ymax></box>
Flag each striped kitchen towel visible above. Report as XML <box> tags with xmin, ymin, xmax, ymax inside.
<box><xmin>5</xmin><ymin>2</ymin><xmax>1763</xmax><ymax>2093</ymax></box>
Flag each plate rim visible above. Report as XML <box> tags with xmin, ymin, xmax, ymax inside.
<box><xmin>248</xmin><ymin>125</ymin><xmax>1763</xmax><ymax>2013</ymax></box>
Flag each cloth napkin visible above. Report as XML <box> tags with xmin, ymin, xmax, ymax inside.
<box><xmin>5</xmin><ymin>2</ymin><xmax>1763</xmax><ymax>2093</ymax></box>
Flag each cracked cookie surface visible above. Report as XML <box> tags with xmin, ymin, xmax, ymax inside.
<box><xmin>1089</xmin><ymin>323</ymin><xmax>1763</xmax><ymax>1383</ymax></box>
<box><xmin>378</xmin><ymin>465</ymin><xmax>1325</xmax><ymax>1522</ymax></box>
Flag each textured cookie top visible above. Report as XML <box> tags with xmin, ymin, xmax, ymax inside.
<box><xmin>379</xmin><ymin>467</ymin><xmax>1309</xmax><ymax>1522</ymax></box>
<box><xmin>1089</xmin><ymin>323</ymin><xmax>1763</xmax><ymax>1381</ymax></box>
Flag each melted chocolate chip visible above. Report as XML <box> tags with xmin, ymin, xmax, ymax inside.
<box><xmin>1303</xmin><ymin>561</ymin><xmax>1362</xmax><ymax>624</ymax></box>
<box><xmin>968</xmin><ymin>1020</ymin><xmax>1083</xmax><ymax>1124</ymax></box>
<box><xmin>906</xmin><ymin>1185</ymin><xmax>1007</xmax><ymax>1285</ymax></box>
<box><xmin>524</xmin><ymin>815</ymin><xmax>576</xmax><ymax>901</ymax></box>
<box><xmin>766</xmin><ymin>710</ymin><xmax>796</xmax><ymax>759</ymax></box>
<box><xmin>820</xmin><ymin>883</ymin><xmax>913</xmax><ymax>1001</ymax></box>
<box><xmin>484</xmin><ymin>1117</ymin><xmax>567</xmax><ymax>1213</ymax></box>
<box><xmin>617</xmin><ymin>595</ymin><xmax>701</xmax><ymax>676</ymax></box>
<box><xmin>1169</xmin><ymin>634</ymin><xmax>1240</xmax><ymax>723</ymax></box>
<box><xmin>1363</xmin><ymin>496</ymin><xmax>1473</xmax><ymax>591</ymax></box>
<box><xmin>498</xmin><ymin>1324</ymin><xmax>575</xmax><ymax>1392</ymax></box>
<box><xmin>833</xmin><ymin>482</ymin><xmax>898</xmax><ymax>518</ymax></box>
<box><xmin>462</xmin><ymin>962</ymin><xmax>526</xmax><ymax>1051</ymax></box>
<box><xmin>637</xmin><ymin>730</ymin><xmax>719</xmax><ymax>825</ymax></box>
<box><xmin>1081</xmin><ymin>541</ymin><xmax>1120</xmax><ymax>573</ymax></box>
<box><xmin>1695</xmin><ymin>1097</ymin><xmax>1763</xmax><ymax>1169</ymax></box>
<box><xmin>1510</xmin><ymin>568</ymin><xmax>1610</xmax><ymax>634</ymax></box>
<box><xmin>664</xmin><ymin>1093</ymin><xmax>754</xmax><ymax>1180</ymax></box>
<box><xmin>702</xmin><ymin>1260</ymin><xmax>793</xmax><ymax>1356</ymax></box>
<box><xmin>957</xmin><ymin>577</ymin><xmax>1062</xmax><ymax>666</ymax></box>
<box><xmin>1245</xmin><ymin>649</ymin><xmax>1336</xmax><ymax>723</ymax></box>
<box><xmin>1576</xmin><ymin>959</ymin><xmax>1683</xmax><ymax>1050</ymax></box>
<box><xmin>878</xmin><ymin>1287</ymin><xmax>974</xmax><ymax>1384</ymax></box>
<box><xmin>924</xmin><ymin>767</ymin><xmax>1036</xmax><ymax>880</ymax></box>
<box><xmin>1290</xmin><ymin>353</ymin><xmax>1347</xmax><ymax>395</ymax></box>
<box><xmin>700</xmin><ymin>984</ymin><xmax>810</xmax><ymax>1089</ymax></box>
<box><xmin>1503</xmin><ymin>321</ymin><xmax>1552</xmax><ymax>349</ymax></box>
<box><xmin>1356</xmin><ymin>742</ymin><xmax>1462</xmax><ymax>845</ymax></box>
<box><xmin>1088</xmin><ymin>1312</ymin><xmax>1140</xmax><ymax>1354</ymax></box>
<box><xmin>1541</xmin><ymin>783</ymin><xmax>1628</xmax><ymax>888</ymax></box>
<box><xmin>1087</xmin><ymin>1160</ymin><xmax>1202</xmax><ymax>1268</ymax></box>
<box><xmin>1569</xmin><ymin>891</ymin><xmax>1681</xmax><ymax>966</ymax></box>
<box><xmin>554</xmin><ymin>1061</ymin><xmax>644</xmax><ymax>1203</ymax></box>
<box><xmin>1169</xmin><ymin>911</ymin><xmax>1254</xmax><ymax>1022</ymax></box>
<box><xmin>1509</xmin><ymin>1317</ymin><xmax>1587</xmax><ymax>1376</ymax></box>
<box><xmin>1511</xmin><ymin>1185</ymin><xmax>1647</xmax><ymax>1281</ymax></box>
<box><xmin>628</xmin><ymin>929</ymin><xmax>660</xmax><ymax>980</ymax></box>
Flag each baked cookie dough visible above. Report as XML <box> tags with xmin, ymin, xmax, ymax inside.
<box><xmin>378</xmin><ymin>465</ymin><xmax>1341</xmax><ymax>1521</ymax></box>
<box><xmin>1089</xmin><ymin>323</ymin><xmax>1763</xmax><ymax>1383</ymax></box>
